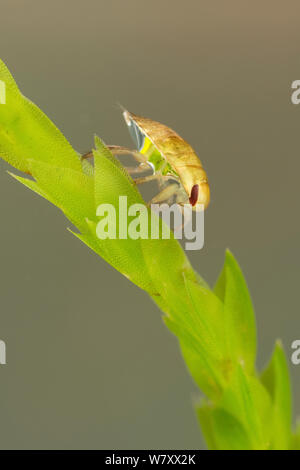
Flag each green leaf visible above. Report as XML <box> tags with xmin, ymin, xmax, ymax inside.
<box><xmin>214</xmin><ymin>249</ymin><xmax>256</xmax><ymax>373</ymax></box>
<box><xmin>0</xmin><ymin>59</ymin><xmax>295</xmax><ymax>451</ymax></box>
<box><xmin>196</xmin><ymin>401</ymin><xmax>217</xmax><ymax>450</ymax></box>
<box><xmin>211</xmin><ymin>407</ymin><xmax>253</xmax><ymax>450</ymax></box>
<box><xmin>184</xmin><ymin>277</ymin><xmax>227</xmax><ymax>360</ymax></box>
<box><xmin>93</xmin><ymin>142</ymin><xmax>158</xmax><ymax>293</ymax></box>
<box><xmin>198</xmin><ymin>400</ymin><xmax>253</xmax><ymax>450</ymax></box>
<box><xmin>8</xmin><ymin>171</ymin><xmax>55</xmax><ymax>203</ymax></box>
<box><xmin>68</xmin><ymin>220</ymin><xmax>110</xmax><ymax>264</ymax></box>
<box><xmin>219</xmin><ymin>365</ymin><xmax>272</xmax><ymax>449</ymax></box>
<box><xmin>165</xmin><ymin>316</ymin><xmax>225</xmax><ymax>399</ymax></box>
<box><xmin>0</xmin><ymin>58</ymin><xmax>81</xmax><ymax>174</ymax></box>
<box><xmin>94</xmin><ymin>135</ymin><xmax>133</xmax><ymax>181</ymax></box>
<box><xmin>168</xmin><ymin>278</ymin><xmax>231</xmax><ymax>400</ymax></box>
<box><xmin>261</xmin><ymin>341</ymin><xmax>292</xmax><ymax>449</ymax></box>
<box><xmin>27</xmin><ymin>160</ymin><xmax>95</xmax><ymax>232</ymax></box>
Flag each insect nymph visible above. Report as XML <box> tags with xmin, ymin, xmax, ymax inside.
<box><xmin>83</xmin><ymin>109</ymin><xmax>210</xmax><ymax>211</ymax></box>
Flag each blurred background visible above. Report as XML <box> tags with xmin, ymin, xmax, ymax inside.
<box><xmin>0</xmin><ymin>0</ymin><xmax>299</xmax><ymax>449</ymax></box>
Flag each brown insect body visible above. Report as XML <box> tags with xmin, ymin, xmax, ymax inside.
<box><xmin>124</xmin><ymin>111</ymin><xmax>210</xmax><ymax>211</ymax></box>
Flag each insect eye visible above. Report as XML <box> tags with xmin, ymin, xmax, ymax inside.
<box><xmin>189</xmin><ymin>184</ymin><xmax>199</xmax><ymax>206</ymax></box>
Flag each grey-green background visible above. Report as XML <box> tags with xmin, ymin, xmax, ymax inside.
<box><xmin>0</xmin><ymin>0</ymin><xmax>299</xmax><ymax>449</ymax></box>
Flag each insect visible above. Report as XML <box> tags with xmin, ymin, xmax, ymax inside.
<box><xmin>82</xmin><ymin>109</ymin><xmax>210</xmax><ymax>211</ymax></box>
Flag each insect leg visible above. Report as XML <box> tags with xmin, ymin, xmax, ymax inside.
<box><xmin>106</xmin><ymin>145</ymin><xmax>149</xmax><ymax>165</ymax></box>
<box><xmin>81</xmin><ymin>147</ymin><xmax>143</xmax><ymax>161</ymax></box>
<box><xmin>133</xmin><ymin>174</ymin><xmax>160</xmax><ymax>185</ymax></box>
<box><xmin>81</xmin><ymin>145</ymin><xmax>150</xmax><ymax>165</ymax></box>
<box><xmin>124</xmin><ymin>164</ymin><xmax>151</xmax><ymax>174</ymax></box>
<box><xmin>81</xmin><ymin>151</ymin><xmax>93</xmax><ymax>160</ymax></box>
<box><xmin>147</xmin><ymin>183</ymin><xmax>179</xmax><ymax>206</ymax></box>
<box><xmin>172</xmin><ymin>204</ymin><xmax>189</xmax><ymax>234</ymax></box>
<box><xmin>106</xmin><ymin>145</ymin><xmax>154</xmax><ymax>175</ymax></box>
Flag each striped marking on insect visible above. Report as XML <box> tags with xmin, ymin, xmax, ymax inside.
<box><xmin>82</xmin><ymin>109</ymin><xmax>210</xmax><ymax>211</ymax></box>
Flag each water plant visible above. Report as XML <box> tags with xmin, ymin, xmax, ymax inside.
<box><xmin>0</xmin><ymin>58</ymin><xmax>298</xmax><ymax>449</ymax></box>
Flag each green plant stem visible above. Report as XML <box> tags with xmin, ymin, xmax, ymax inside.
<box><xmin>0</xmin><ymin>58</ymin><xmax>298</xmax><ymax>449</ymax></box>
